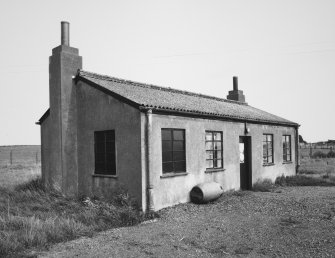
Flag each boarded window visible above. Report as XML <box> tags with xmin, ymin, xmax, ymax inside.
<box><xmin>161</xmin><ymin>129</ymin><xmax>186</xmax><ymax>173</ymax></box>
<box><xmin>94</xmin><ymin>130</ymin><xmax>116</xmax><ymax>175</ymax></box>
<box><xmin>205</xmin><ymin>131</ymin><xmax>223</xmax><ymax>169</ymax></box>
<box><xmin>283</xmin><ymin>135</ymin><xmax>292</xmax><ymax>162</ymax></box>
<box><xmin>263</xmin><ymin>134</ymin><xmax>274</xmax><ymax>164</ymax></box>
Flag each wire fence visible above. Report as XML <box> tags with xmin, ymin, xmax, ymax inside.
<box><xmin>300</xmin><ymin>146</ymin><xmax>334</xmax><ymax>159</ymax></box>
<box><xmin>0</xmin><ymin>146</ymin><xmax>41</xmax><ymax>166</ymax></box>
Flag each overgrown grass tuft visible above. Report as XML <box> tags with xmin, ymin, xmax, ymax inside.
<box><xmin>15</xmin><ymin>177</ymin><xmax>45</xmax><ymax>192</ymax></box>
<box><xmin>275</xmin><ymin>175</ymin><xmax>335</xmax><ymax>187</ymax></box>
<box><xmin>0</xmin><ymin>177</ymin><xmax>156</xmax><ymax>257</ymax></box>
<box><xmin>252</xmin><ymin>179</ymin><xmax>274</xmax><ymax>192</ymax></box>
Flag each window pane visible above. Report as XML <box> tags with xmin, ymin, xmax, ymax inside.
<box><xmin>173</xmin><ymin>130</ymin><xmax>184</xmax><ymax>140</ymax></box>
<box><xmin>95</xmin><ymin>132</ymin><xmax>104</xmax><ymax>143</ymax></box>
<box><xmin>173</xmin><ymin>140</ymin><xmax>184</xmax><ymax>151</ymax></box>
<box><xmin>213</xmin><ymin>150</ymin><xmax>222</xmax><ymax>160</ymax></box>
<box><xmin>268</xmin><ymin>156</ymin><xmax>273</xmax><ymax>163</ymax></box>
<box><xmin>106</xmin><ymin>160</ymin><xmax>116</xmax><ymax>174</ymax></box>
<box><xmin>267</xmin><ymin>135</ymin><xmax>272</xmax><ymax>142</ymax></box>
<box><xmin>287</xmin><ymin>155</ymin><xmax>291</xmax><ymax>161</ymax></box>
<box><xmin>105</xmin><ymin>131</ymin><xmax>115</xmax><ymax>142</ymax></box>
<box><xmin>174</xmin><ymin>161</ymin><xmax>186</xmax><ymax>172</ymax></box>
<box><xmin>263</xmin><ymin>156</ymin><xmax>267</xmax><ymax>163</ymax></box>
<box><xmin>213</xmin><ymin>132</ymin><xmax>221</xmax><ymax>141</ymax></box>
<box><xmin>214</xmin><ymin>142</ymin><xmax>221</xmax><ymax>150</ymax></box>
<box><xmin>95</xmin><ymin>162</ymin><xmax>104</xmax><ymax>172</ymax></box>
<box><xmin>263</xmin><ymin>135</ymin><xmax>267</xmax><ymax>142</ymax></box>
<box><xmin>106</xmin><ymin>142</ymin><xmax>115</xmax><ymax>153</ymax></box>
<box><xmin>205</xmin><ymin>132</ymin><xmax>212</xmax><ymax>141</ymax></box>
<box><xmin>162</xmin><ymin>140</ymin><xmax>172</xmax><ymax>151</ymax></box>
<box><xmin>205</xmin><ymin>141</ymin><xmax>213</xmax><ymax>150</ymax></box>
<box><xmin>162</xmin><ymin>151</ymin><xmax>173</xmax><ymax>162</ymax></box>
<box><xmin>95</xmin><ymin>153</ymin><xmax>105</xmax><ymax>163</ymax></box>
<box><xmin>263</xmin><ymin>142</ymin><xmax>267</xmax><ymax>150</ymax></box>
<box><xmin>206</xmin><ymin>159</ymin><xmax>213</xmax><ymax>168</ymax></box>
<box><xmin>263</xmin><ymin>147</ymin><xmax>267</xmax><ymax>157</ymax></box>
<box><xmin>215</xmin><ymin>159</ymin><xmax>222</xmax><ymax>168</ymax></box>
<box><xmin>96</xmin><ymin>141</ymin><xmax>105</xmax><ymax>154</ymax></box>
<box><xmin>206</xmin><ymin>151</ymin><xmax>213</xmax><ymax>160</ymax></box>
<box><xmin>162</xmin><ymin>129</ymin><xmax>172</xmax><ymax>140</ymax></box>
<box><xmin>163</xmin><ymin>162</ymin><xmax>173</xmax><ymax>173</ymax></box>
<box><xmin>174</xmin><ymin>151</ymin><xmax>185</xmax><ymax>161</ymax></box>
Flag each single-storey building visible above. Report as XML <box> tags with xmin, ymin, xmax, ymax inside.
<box><xmin>37</xmin><ymin>22</ymin><xmax>300</xmax><ymax>211</ymax></box>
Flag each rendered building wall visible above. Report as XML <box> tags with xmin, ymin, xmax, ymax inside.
<box><xmin>146</xmin><ymin>114</ymin><xmax>296</xmax><ymax>211</ymax></box>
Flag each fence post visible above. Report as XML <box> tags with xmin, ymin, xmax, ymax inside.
<box><xmin>10</xmin><ymin>150</ymin><xmax>12</xmax><ymax>165</ymax></box>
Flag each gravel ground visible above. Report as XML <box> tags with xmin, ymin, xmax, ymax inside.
<box><xmin>36</xmin><ymin>187</ymin><xmax>335</xmax><ymax>258</ymax></box>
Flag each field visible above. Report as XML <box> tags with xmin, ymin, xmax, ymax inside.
<box><xmin>298</xmin><ymin>157</ymin><xmax>335</xmax><ymax>177</ymax></box>
<box><xmin>299</xmin><ymin>147</ymin><xmax>333</xmax><ymax>159</ymax></box>
<box><xmin>0</xmin><ymin>146</ymin><xmax>150</xmax><ymax>257</ymax></box>
<box><xmin>0</xmin><ymin>145</ymin><xmax>41</xmax><ymax>189</ymax></box>
<box><xmin>0</xmin><ymin>146</ymin><xmax>335</xmax><ymax>257</ymax></box>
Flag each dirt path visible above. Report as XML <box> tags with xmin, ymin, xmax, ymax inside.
<box><xmin>37</xmin><ymin>187</ymin><xmax>335</xmax><ymax>257</ymax></box>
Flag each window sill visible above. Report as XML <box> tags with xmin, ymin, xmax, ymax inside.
<box><xmin>160</xmin><ymin>172</ymin><xmax>188</xmax><ymax>178</ymax></box>
<box><xmin>282</xmin><ymin>161</ymin><xmax>293</xmax><ymax>164</ymax></box>
<box><xmin>205</xmin><ymin>168</ymin><xmax>225</xmax><ymax>173</ymax></box>
<box><xmin>263</xmin><ymin>163</ymin><xmax>275</xmax><ymax>167</ymax></box>
<box><xmin>92</xmin><ymin>174</ymin><xmax>118</xmax><ymax>179</ymax></box>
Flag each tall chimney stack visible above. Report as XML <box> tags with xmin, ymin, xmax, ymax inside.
<box><xmin>227</xmin><ymin>76</ymin><xmax>246</xmax><ymax>103</ymax></box>
<box><xmin>233</xmin><ymin>76</ymin><xmax>238</xmax><ymax>91</ymax></box>
<box><xmin>61</xmin><ymin>21</ymin><xmax>70</xmax><ymax>46</ymax></box>
<box><xmin>47</xmin><ymin>22</ymin><xmax>82</xmax><ymax>195</ymax></box>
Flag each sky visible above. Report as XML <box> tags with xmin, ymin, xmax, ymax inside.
<box><xmin>0</xmin><ymin>0</ymin><xmax>334</xmax><ymax>145</ymax></box>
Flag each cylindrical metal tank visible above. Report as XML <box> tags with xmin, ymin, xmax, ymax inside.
<box><xmin>190</xmin><ymin>182</ymin><xmax>224</xmax><ymax>204</ymax></box>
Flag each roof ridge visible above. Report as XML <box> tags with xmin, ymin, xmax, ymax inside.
<box><xmin>77</xmin><ymin>69</ymin><xmax>248</xmax><ymax>106</ymax></box>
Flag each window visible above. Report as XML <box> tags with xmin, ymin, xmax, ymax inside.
<box><xmin>205</xmin><ymin>131</ymin><xmax>223</xmax><ymax>169</ymax></box>
<box><xmin>94</xmin><ymin>130</ymin><xmax>116</xmax><ymax>175</ymax></box>
<box><xmin>161</xmin><ymin>129</ymin><xmax>186</xmax><ymax>173</ymax></box>
<box><xmin>263</xmin><ymin>134</ymin><xmax>273</xmax><ymax>164</ymax></box>
<box><xmin>283</xmin><ymin>135</ymin><xmax>292</xmax><ymax>162</ymax></box>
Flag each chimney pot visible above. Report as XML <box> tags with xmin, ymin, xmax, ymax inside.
<box><xmin>227</xmin><ymin>76</ymin><xmax>246</xmax><ymax>103</ymax></box>
<box><xmin>61</xmin><ymin>21</ymin><xmax>70</xmax><ymax>46</ymax></box>
<box><xmin>233</xmin><ymin>76</ymin><xmax>238</xmax><ymax>91</ymax></box>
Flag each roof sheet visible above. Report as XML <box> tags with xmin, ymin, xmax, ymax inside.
<box><xmin>75</xmin><ymin>70</ymin><xmax>297</xmax><ymax>126</ymax></box>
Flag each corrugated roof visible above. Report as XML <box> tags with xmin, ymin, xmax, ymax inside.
<box><xmin>77</xmin><ymin>70</ymin><xmax>298</xmax><ymax>127</ymax></box>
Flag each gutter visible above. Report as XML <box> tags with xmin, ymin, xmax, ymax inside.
<box><xmin>144</xmin><ymin>108</ymin><xmax>154</xmax><ymax>212</ymax></box>
<box><xmin>139</xmin><ymin>106</ymin><xmax>299</xmax><ymax>128</ymax></box>
<box><xmin>295</xmin><ymin>125</ymin><xmax>301</xmax><ymax>174</ymax></box>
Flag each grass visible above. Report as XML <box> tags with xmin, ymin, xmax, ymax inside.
<box><xmin>275</xmin><ymin>175</ymin><xmax>335</xmax><ymax>187</ymax></box>
<box><xmin>252</xmin><ymin>179</ymin><xmax>274</xmax><ymax>192</ymax></box>
<box><xmin>0</xmin><ymin>178</ymin><xmax>156</xmax><ymax>256</ymax></box>
<box><xmin>298</xmin><ymin>158</ymin><xmax>335</xmax><ymax>175</ymax></box>
<box><xmin>0</xmin><ymin>146</ymin><xmax>158</xmax><ymax>256</ymax></box>
<box><xmin>0</xmin><ymin>164</ymin><xmax>41</xmax><ymax>189</ymax></box>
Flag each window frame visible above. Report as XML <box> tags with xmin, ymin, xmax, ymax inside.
<box><xmin>161</xmin><ymin>128</ymin><xmax>186</xmax><ymax>174</ymax></box>
<box><xmin>94</xmin><ymin>130</ymin><xmax>116</xmax><ymax>176</ymax></box>
<box><xmin>282</xmin><ymin>135</ymin><xmax>292</xmax><ymax>162</ymax></box>
<box><xmin>263</xmin><ymin>134</ymin><xmax>274</xmax><ymax>165</ymax></box>
<box><xmin>205</xmin><ymin>131</ymin><xmax>223</xmax><ymax>170</ymax></box>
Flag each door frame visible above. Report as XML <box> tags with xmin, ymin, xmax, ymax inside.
<box><xmin>239</xmin><ymin>136</ymin><xmax>252</xmax><ymax>190</ymax></box>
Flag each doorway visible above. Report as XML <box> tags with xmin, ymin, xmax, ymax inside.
<box><xmin>239</xmin><ymin>136</ymin><xmax>252</xmax><ymax>190</ymax></box>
